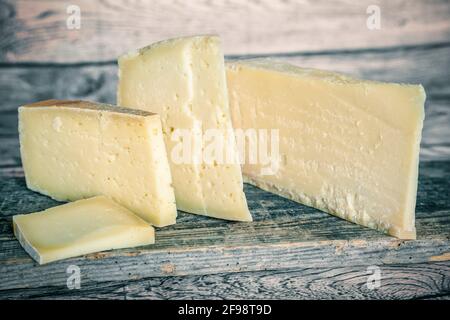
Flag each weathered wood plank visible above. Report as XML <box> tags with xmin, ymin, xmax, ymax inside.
<box><xmin>0</xmin><ymin>64</ymin><xmax>115</xmax><ymax>114</ymax></box>
<box><xmin>422</xmin><ymin>294</ymin><xmax>450</xmax><ymax>300</ymax></box>
<box><xmin>1</xmin><ymin>44</ymin><xmax>449</xmax><ymax>114</ymax></box>
<box><xmin>2</xmin><ymin>97</ymin><xmax>449</xmax><ymax>163</ymax></box>
<box><xmin>0</xmin><ymin>262</ymin><xmax>448</xmax><ymax>300</ymax></box>
<box><xmin>1</xmin><ymin>0</ymin><xmax>449</xmax><ymax>63</ymax></box>
<box><xmin>0</xmin><ymin>137</ymin><xmax>20</xmax><ymax>167</ymax></box>
<box><xmin>1</xmin><ymin>45</ymin><xmax>448</xmax><ymax>114</ymax></box>
<box><xmin>0</xmin><ymin>161</ymin><xmax>448</xmax><ymax>291</ymax></box>
<box><xmin>272</xmin><ymin>44</ymin><xmax>450</xmax><ymax>98</ymax></box>
<box><xmin>0</xmin><ymin>45</ymin><xmax>449</xmax><ymax>160</ymax></box>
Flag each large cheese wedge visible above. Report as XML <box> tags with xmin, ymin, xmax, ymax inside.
<box><xmin>19</xmin><ymin>100</ymin><xmax>176</xmax><ymax>227</ymax></box>
<box><xmin>118</xmin><ymin>35</ymin><xmax>251</xmax><ymax>221</ymax></box>
<box><xmin>13</xmin><ymin>196</ymin><xmax>155</xmax><ymax>264</ymax></box>
<box><xmin>226</xmin><ymin>59</ymin><xmax>425</xmax><ymax>239</ymax></box>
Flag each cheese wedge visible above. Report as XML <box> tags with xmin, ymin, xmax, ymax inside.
<box><xmin>226</xmin><ymin>59</ymin><xmax>425</xmax><ymax>239</ymax></box>
<box><xmin>118</xmin><ymin>35</ymin><xmax>251</xmax><ymax>221</ymax></box>
<box><xmin>19</xmin><ymin>100</ymin><xmax>176</xmax><ymax>227</ymax></box>
<box><xmin>13</xmin><ymin>196</ymin><xmax>155</xmax><ymax>264</ymax></box>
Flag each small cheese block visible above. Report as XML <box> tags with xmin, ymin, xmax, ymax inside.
<box><xmin>19</xmin><ymin>100</ymin><xmax>176</xmax><ymax>227</ymax></box>
<box><xmin>226</xmin><ymin>59</ymin><xmax>426</xmax><ymax>239</ymax></box>
<box><xmin>118</xmin><ymin>35</ymin><xmax>251</xmax><ymax>222</ymax></box>
<box><xmin>13</xmin><ymin>196</ymin><xmax>155</xmax><ymax>265</ymax></box>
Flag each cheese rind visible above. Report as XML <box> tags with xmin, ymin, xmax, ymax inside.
<box><xmin>118</xmin><ymin>36</ymin><xmax>251</xmax><ymax>222</ymax></box>
<box><xmin>13</xmin><ymin>196</ymin><xmax>155</xmax><ymax>264</ymax></box>
<box><xmin>19</xmin><ymin>100</ymin><xmax>177</xmax><ymax>227</ymax></box>
<box><xmin>226</xmin><ymin>59</ymin><xmax>425</xmax><ymax>239</ymax></box>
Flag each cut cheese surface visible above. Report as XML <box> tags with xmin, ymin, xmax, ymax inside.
<box><xmin>13</xmin><ymin>196</ymin><xmax>155</xmax><ymax>265</ymax></box>
<box><xmin>226</xmin><ymin>59</ymin><xmax>425</xmax><ymax>239</ymax></box>
<box><xmin>19</xmin><ymin>100</ymin><xmax>176</xmax><ymax>227</ymax></box>
<box><xmin>118</xmin><ymin>35</ymin><xmax>251</xmax><ymax>222</ymax></box>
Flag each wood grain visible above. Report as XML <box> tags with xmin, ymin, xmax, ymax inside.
<box><xmin>3</xmin><ymin>103</ymin><xmax>450</xmax><ymax>163</ymax></box>
<box><xmin>0</xmin><ymin>161</ymin><xmax>448</xmax><ymax>293</ymax></box>
<box><xmin>0</xmin><ymin>64</ymin><xmax>115</xmax><ymax>114</ymax></box>
<box><xmin>1</xmin><ymin>43</ymin><xmax>449</xmax><ymax>116</ymax></box>
<box><xmin>0</xmin><ymin>44</ymin><xmax>449</xmax><ymax>160</ymax></box>
<box><xmin>1</xmin><ymin>0</ymin><xmax>449</xmax><ymax>63</ymax></box>
<box><xmin>0</xmin><ymin>262</ymin><xmax>448</xmax><ymax>299</ymax></box>
<box><xmin>0</xmin><ymin>137</ymin><xmax>20</xmax><ymax>167</ymax></box>
<box><xmin>0</xmin><ymin>0</ymin><xmax>449</xmax><ymax>301</ymax></box>
<box><xmin>1</xmin><ymin>96</ymin><xmax>449</xmax><ymax>163</ymax></box>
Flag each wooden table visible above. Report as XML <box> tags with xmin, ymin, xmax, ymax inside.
<box><xmin>0</xmin><ymin>147</ymin><xmax>449</xmax><ymax>299</ymax></box>
<box><xmin>0</xmin><ymin>0</ymin><xmax>449</xmax><ymax>300</ymax></box>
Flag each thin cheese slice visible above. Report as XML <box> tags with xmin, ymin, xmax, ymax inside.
<box><xmin>13</xmin><ymin>196</ymin><xmax>155</xmax><ymax>264</ymax></box>
<box><xmin>118</xmin><ymin>35</ymin><xmax>251</xmax><ymax>221</ymax></box>
<box><xmin>19</xmin><ymin>100</ymin><xmax>176</xmax><ymax>227</ymax></box>
<box><xmin>226</xmin><ymin>59</ymin><xmax>425</xmax><ymax>239</ymax></box>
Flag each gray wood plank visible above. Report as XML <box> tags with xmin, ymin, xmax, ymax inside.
<box><xmin>0</xmin><ymin>64</ymin><xmax>116</xmax><ymax>114</ymax></box>
<box><xmin>1</xmin><ymin>45</ymin><xmax>448</xmax><ymax>114</ymax></box>
<box><xmin>0</xmin><ymin>137</ymin><xmax>20</xmax><ymax>167</ymax></box>
<box><xmin>422</xmin><ymin>295</ymin><xmax>450</xmax><ymax>300</ymax></box>
<box><xmin>0</xmin><ymin>161</ymin><xmax>448</xmax><ymax>292</ymax></box>
<box><xmin>0</xmin><ymin>262</ymin><xmax>448</xmax><ymax>299</ymax></box>
<box><xmin>268</xmin><ymin>44</ymin><xmax>450</xmax><ymax>99</ymax></box>
<box><xmin>1</xmin><ymin>0</ymin><xmax>449</xmax><ymax>63</ymax></box>
<box><xmin>2</xmin><ymin>101</ymin><xmax>449</xmax><ymax>163</ymax></box>
<box><xmin>0</xmin><ymin>45</ymin><xmax>449</xmax><ymax>160</ymax></box>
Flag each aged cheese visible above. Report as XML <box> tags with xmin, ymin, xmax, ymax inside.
<box><xmin>13</xmin><ymin>196</ymin><xmax>155</xmax><ymax>264</ymax></box>
<box><xmin>118</xmin><ymin>35</ymin><xmax>251</xmax><ymax>221</ymax></box>
<box><xmin>226</xmin><ymin>59</ymin><xmax>425</xmax><ymax>239</ymax></box>
<box><xmin>19</xmin><ymin>100</ymin><xmax>176</xmax><ymax>227</ymax></box>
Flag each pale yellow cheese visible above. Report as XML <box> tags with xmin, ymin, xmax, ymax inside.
<box><xmin>13</xmin><ymin>196</ymin><xmax>155</xmax><ymax>264</ymax></box>
<box><xmin>226</xmin><ymin>59</ymin><xmax>425</xmax><ymax>239</ymax></box>
<box><xmin>118</xmin><ymin>35</ymin><xmax>251</xmax><ymax>222</ymax></box>
<box><xmin>19</xmin><ymin>100</ymin><xmax>176</xmax><ymax>227</ymax></box>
